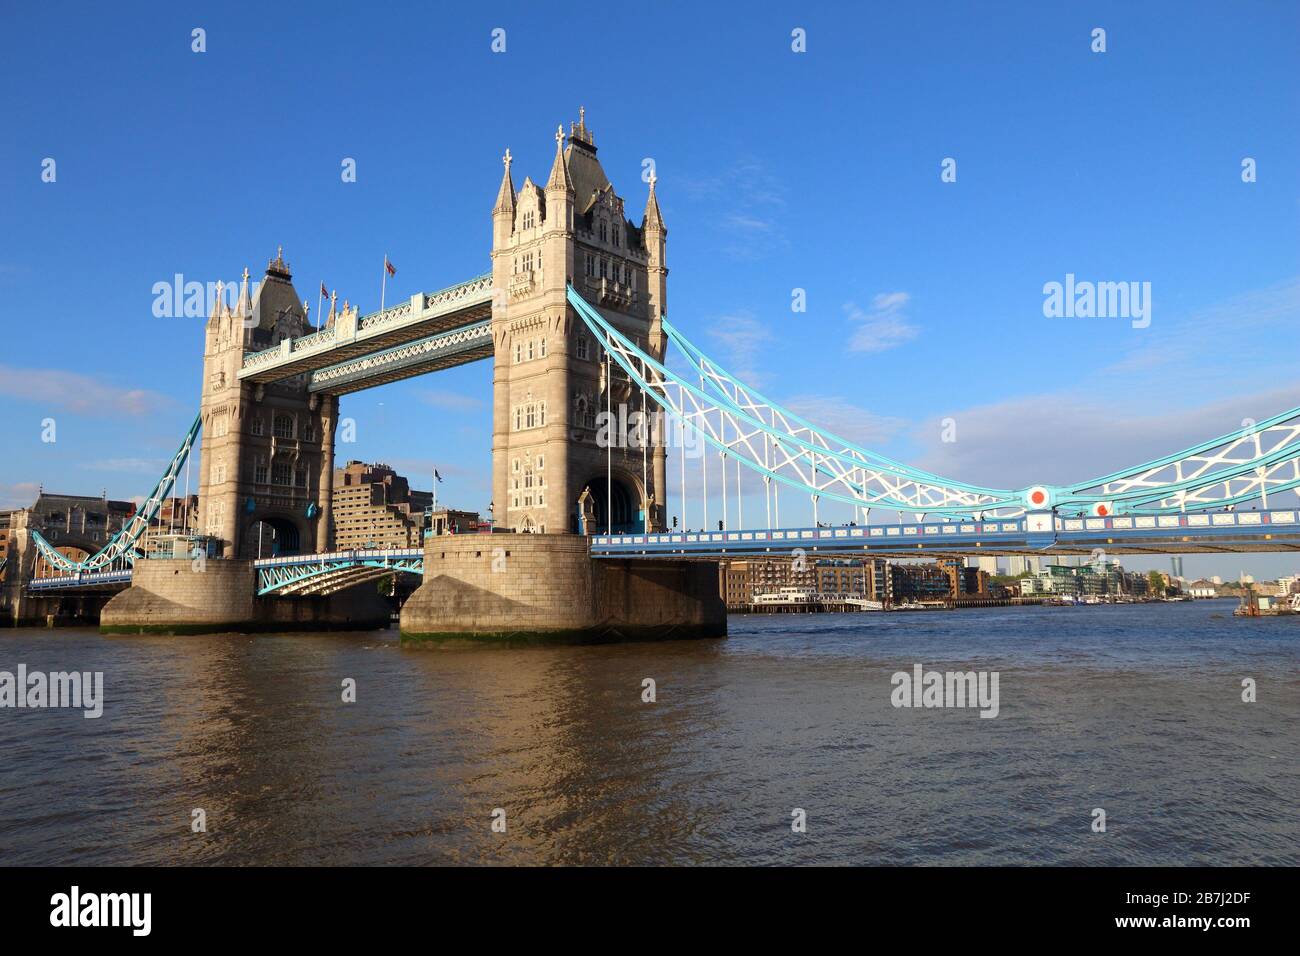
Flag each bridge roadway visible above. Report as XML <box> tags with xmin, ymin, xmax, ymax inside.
<box><xmin>238</xmin><ymin>273</ymin><xmax>493</xmax><ymax>393</ymax></box>
<box><xmin>590</xmin><ymin>509</ymin><xmax>1300</xmax><ymax>558</ymax></box>
<box><xmin>24</xmin><ymin>509</ymin><xmax>1300</xmax><ymax>594</ymax></box>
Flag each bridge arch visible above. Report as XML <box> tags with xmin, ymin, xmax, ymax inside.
<box><xmin>241</xmin><ymin>515</ymin><xmax>303</xmax><ymax>559</ymax></box>
<box><xmin>579</xmin><ymin>469</ymin><xmax>644</xmax><ymax>535</ymax></box>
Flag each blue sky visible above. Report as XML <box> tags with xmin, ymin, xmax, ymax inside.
<box><xmin>1</xmin><ymin>1</ymin><xmax>1297</xmax><ymax>578</ymax></box>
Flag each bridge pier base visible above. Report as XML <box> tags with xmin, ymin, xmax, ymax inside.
<box><xmin>400</xmin><ymin>533</ymin><xmax>726</xmax><ymax>646</ymax></box>
<box><xmin>100</xmin><ymin>559</ymin><xmax>391</xmax><ymax>634</ymax></box>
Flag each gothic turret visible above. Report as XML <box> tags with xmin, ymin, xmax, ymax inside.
<box><xmin>543</xmin><ymin>129</ymin><xmax>571</xmax><ymax>233</ymax></box>
<box><xmin>643</xmin><ymin>171</ymin><xmax>665</xmax><ymax>234</ymax></box>
<box><xmin>492</xmin><ymin>148</ymin><xmax>516</xmax><ymax>248</ymax></box>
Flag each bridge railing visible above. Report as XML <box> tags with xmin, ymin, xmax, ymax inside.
<box><xmin>253</xmin><ymin>547</ymin><xmax>423</xmax><ymax>569</ymax></box>
<box><xmin>240</xmin><ymin>273</ymin><xmax>493</xmax><ymax>373</ymax></box>
<box><xmin>590</xmin><ymin>509</ymin><xmax>1300</xmax><ymax>553</ymax></box>
<box><xmin>27</xmin><ymin>568</ymin><xmax>134</xmax><ymax>590</ymax></box>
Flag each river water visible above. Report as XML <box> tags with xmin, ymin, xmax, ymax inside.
<box><xmin>1</xmin><ymin>600</ymin><xmax>1296</xmax><ymax>866</ymax></box>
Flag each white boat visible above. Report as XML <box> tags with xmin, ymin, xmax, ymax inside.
<box><xmin>752</xmin><ymin>587</ymin><xmax>819</xmax><ymax>606</ymax></box>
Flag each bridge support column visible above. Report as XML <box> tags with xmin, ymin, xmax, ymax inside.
<box><xmin>400</xmin><ymin>533</ymin><xmax>726</xmax><ymax>645</ymax></box>
<box><xmin>100</xmin><ymin>559</ymin><xmax>391</xmax><ymax>634</ymax></box>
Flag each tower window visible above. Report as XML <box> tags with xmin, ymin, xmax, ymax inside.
<box><xmin>576</xmin><ymin>336</ymin><xmax>589</xmax><ymax>360</ymax></box>
<box><xmin>274</xmin><ymin>416</ymin><xmax>293</xmax><ymax>439</ymax></box>
<box><xmin>251</xmin><ymin>418</ymin><xmax>265</xmax><ymax>437</ymax></box>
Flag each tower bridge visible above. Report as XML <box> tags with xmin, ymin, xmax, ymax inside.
<box><xmin>14</xmin><ymin>110</ymin><xmax>1300</xmax><ymax>638</ymax></box>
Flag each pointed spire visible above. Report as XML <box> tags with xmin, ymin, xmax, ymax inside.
<box><xmin>267</xmin><ymin>245</ymin><xmax>290</xmax><ymax>276</ymax></box>
<box><xmin>569</xmin><ymin>106</ymin><xmax>593</xmax><ymax>147</ymax></box>
<box><xmin>546</xmin><ymin>125</ymin><xmax>572</xmax><ymax>193</ymax></box>
<box><xmin>208</xmin><ymin>280</ymin><xmax>226</xmax><ymax>322</ymax></box>
<box><xmin>493</xmin><ymin>147</ymin><xmax>516</xmax><ymax>214</ymax></box>
<box><xmin>233</xmin><ymin>267</ymin><xmax>252</xmax><ymax>319</ymax></box>
<box><xmin>643</xmin><ymin>170</ymin><xmax>664</xmax><ymax>230</ymax></box>
<box><xmin>326</xmin><ymin>290</ymin><xmax>337</xmax><ymax>328</ymax></box>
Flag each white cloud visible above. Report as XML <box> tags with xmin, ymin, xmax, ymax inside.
<box><xmin>912</xmin><ymin>383</ymin><xmax>1300</xmax><ymax>491</ymax></box>
<box><xmin>781</xmin><ymin>394</ymin><xmax>907</xmax><ymax>448</ymax></box>
<box><xmin>0</xmin><ymin>365</ymin><xmax>173</xmax><ymax>417</ymax></box>
<box><xmin>0</xmin><ymin>481</ymin><xmax>41</xmax><ymax>509</ymax></box>
<box><xmin>680</xmin><ymin>157</ymin><xmax>789</xmax><ymax>261</ymax></box>
<box><xmin>706</xmin><ymin>311</ymin><xmax>773</xmax><ymax>385</ymax></box>
<box><xmin>845</xmin><ymin>293</ymin><xmax>918</xmax><ymax>353</ymax></box>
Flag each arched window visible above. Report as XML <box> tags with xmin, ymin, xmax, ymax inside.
<box><xmin>274</xmin><ymin>416</ymin><xmax>293</xmax><ymax>439</ymax></box>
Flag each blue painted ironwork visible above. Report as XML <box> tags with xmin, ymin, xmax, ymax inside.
<box><xmin>239</xmin><ymin>273</ymin><xmax>493</xmax><ymax>385</ymax></box>
<box><xmin>568</xmin><ymin>284</ymin><xmax>1300</xmax><ymax>520</ymax></box>
<box><xmin>307</xmin><ymin>320</ymin><xmax>492</xmax><ymax>393</ymax></box>
<box><xmin>26</xmin><ymin>568</ymin><xmax>134</xmax><ymax>590</ymax></box>
<box><xmin>30</xmin><ymin>413</ymin><xmax>202</xmax><ymax>574</ymax></box>
<box><xmin>590</xmin><ymin>508</ymin><xmax>1300</xmax><ymax>557</ymax></box>
<box><xmin>254</xmin><ymin>547</ymin><xmax>424</xmax><ymax>595</ymax></box>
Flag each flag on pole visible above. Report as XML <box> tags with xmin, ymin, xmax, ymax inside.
<box><xmin>320</xmin><ymin>281</ymin><xmax>328</xmax><ymax>298</ymax></box>
<box><xmin>385</xmin><ymin>257</ymin><xmax>396</xmax><ymax>277</ymax></box>
<box><xmin>434</xmin><ymin>469</ymin><xmax>443</xmax><ymax>483</ymax></box>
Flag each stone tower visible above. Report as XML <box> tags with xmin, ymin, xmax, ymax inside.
<box><xmin>197</xmin><ymin>250</ymin><xmax>337</xmax><ymax>558</ymax></box>
<box><xmin>490</xmin><ymin>110</ymin><xmax>668</xmax><ymax>534</ymax></box>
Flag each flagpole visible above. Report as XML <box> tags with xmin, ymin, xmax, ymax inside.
<box><xmin>380</xmin><ymin>254</ymin><xmax>388</xmax><ymax>313</ymax></box>
<box><xmin>316</xmin><ymin>285</ymin><xmax>324</xmax><ymax>330</ymax></box>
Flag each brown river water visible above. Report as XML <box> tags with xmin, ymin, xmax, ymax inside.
<box><xmin>1</xmin><ymin>600</ymin><xmax>1296</xmax><ymax>865</ymax></box>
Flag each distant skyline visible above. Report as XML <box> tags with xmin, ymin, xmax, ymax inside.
<box><xmin>1</xmin><ymin>1</ymin><xmax>1297</xmax><ymax>577</ymax></box>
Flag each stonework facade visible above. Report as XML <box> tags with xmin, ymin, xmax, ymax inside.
<box><xmin>490</xmin><ymin>111</ymin><xmax>668</xmax><ymax>535</ymax></box>
<box><xmin>197</xmin><ymin>250</ymin><xmax>337</xmax><ymax>559</ymax></box>
<box><xmin>401</xmin><ymin>533</ymin><xmax>724</xmax><ymax>643</ymax></box>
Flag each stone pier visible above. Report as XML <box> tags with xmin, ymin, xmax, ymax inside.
<box><xmin>100</xmin><ymin>558</ymin><xmax>391</xmax><ymax>635</ymax></box>
<box><xmin>400</xmin><ymin>533</ymin><xmax>726</xmax><ymax>645</ymax></box>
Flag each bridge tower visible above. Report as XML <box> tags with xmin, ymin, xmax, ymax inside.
<box><xmin>197</xmin><ymin>251</ymin><xmax>336</xmax><ymax>558</ymax></box>
<box><xmin>490</xmin><ymin>110</ymin><xmax>669</xmax><ymax>535</ymax></box>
